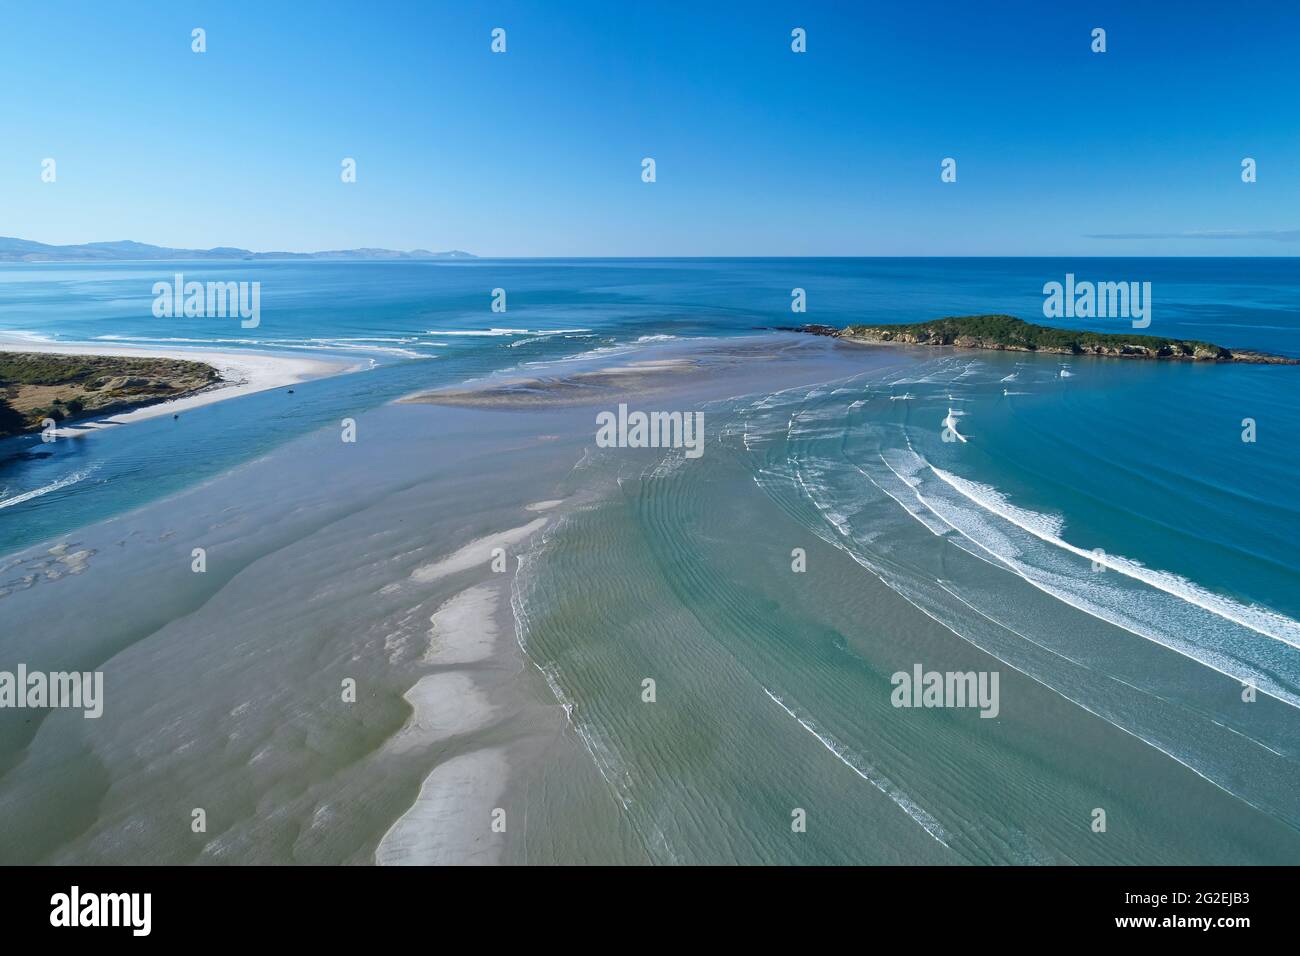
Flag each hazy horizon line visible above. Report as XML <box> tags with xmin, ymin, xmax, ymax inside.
<box><xmin>7</xmin><ymin>235</ymin><xmax>1300</xmax><ymax>261</ymax></box>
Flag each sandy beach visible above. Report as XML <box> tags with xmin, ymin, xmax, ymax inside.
<box><xmin>4</xmin><ymin>326</ymin><xmax>1300</xmax><ymax>866</ymax></box>
<box><xmin>0</xmin><ymin>336</ymin><xmax>359</xmax><ymax>433</ymax></box>
<box><xmin>0</xmin><ymin>394</ymin><xmax>599</xmax><ymax>864</ymax></box>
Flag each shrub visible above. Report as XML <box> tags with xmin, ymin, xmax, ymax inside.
<box><xmin>0</xmin><ymin>397</ymin><xmax>26</xmax><ymax>437</ymax></box>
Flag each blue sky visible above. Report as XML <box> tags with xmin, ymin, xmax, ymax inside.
<box><xmin>2</xmin><ymin>0</ymin><xmax>1297</xmax><ymax>256</ymax></box>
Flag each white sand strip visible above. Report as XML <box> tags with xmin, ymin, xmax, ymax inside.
<box><xmin>408</xmin><ymin>518</ymin><xmax>547</xmax><ymax>584</ymax></box>
<box><xmin>525</xmin><ymin>499</ymin><xmax>564</xmax><ymax>512</ymax></box>
<box><xmin>375</xmin><ymin>747</ymin><xmax>510</xmax><ymax>865</ymax></box>
<box><xmin>424</xmin><ymin>584</ymin><xmax>502</xmax><ymax>665</ymax></box>
<box><xmin>0</xmin><ymin>337</ymin><xmax>358</xmax><ymax>434</ymax></box>
<box><xmin>382</xmin><ymin>672</ymin><xmax>498</xmax><ymax>755</ymax></box>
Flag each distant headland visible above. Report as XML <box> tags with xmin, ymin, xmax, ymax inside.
<box><xmin>0</xmin><ymin>237</ymin><xmax>475</xmax><ymax>263</ymax></box>
<box><xmin>790</xmin><ymin>315</ymin><xmax>1299</xmax><ymax>365</ymax></box>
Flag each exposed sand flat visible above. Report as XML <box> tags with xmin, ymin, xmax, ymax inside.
<box><xmin>397</xmin><ymin>337</ymin><xmax>823</xmax><ymax>412</ymax></box>
<box><xmin>0</xmin><ymin>336</ymin><xmax>357</xmax><ymax>433</ymax></box>
<box><xmin>375</xmin><ymin>748</ymin><xmax>510</xmax><ymax>865</ymax></box>
<box><xmin>408</xmin><ymin>518</ymin><xmax>548</xmax><ymax>583</ymax></box>
<box><xmin>382</xmin><ymin>672</ymin><xmax>498</xmax><ymax>755</ymax></box>
<box><xmin>424</xmin><ymin>584</ymin><xmax>502</xmax><ymax>665</ymax></box>
<box><xmin>525</xmin><ymin>499</ymin><xmax>564</xmax><ymax>512</ymax></box>
<box><xmin>400</xmin><ymin>358</ymin><xmax>701</xmax><ymax>409</ymax></box>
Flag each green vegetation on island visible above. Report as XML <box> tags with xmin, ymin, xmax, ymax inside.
<box><xmin>0</xmin><ymin>351</ymin><xmax>221</xmax><ymax>437</ymax></box>
<box><xmin>803</xmin><ymin>315</ymin><xmax>1297</xmax><ymax>364</ymax></box>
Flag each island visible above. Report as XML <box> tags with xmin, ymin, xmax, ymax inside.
<box><xmin>0</xmin><ymin>351</ymin><xmax>221</xmax><ymax>437</ymax></box>
<box><xmin>792</xmin><ymin>315</ymin><xmax>1299</xmax><ymax>365</ymax></box>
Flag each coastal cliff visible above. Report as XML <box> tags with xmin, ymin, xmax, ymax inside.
<box><xmin>795</xmin><ymin>315</ymin><xmax>1299</xmax><ymax>365</ymax></box>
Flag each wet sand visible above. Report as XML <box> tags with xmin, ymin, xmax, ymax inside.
<box><xmin>9</xmin><ymin>333</ymin><xmax>1283</xmax><ymax>864</ymax></box>
<box><xmin>400</xmin><ymin>358</ymin><xmax>703</xmax><ymax>409</ymax></box>
<box><xmin>0</xmin><ymin>334</ymin><xmax>867</xmax><ymax>864</ymax></box>
<box><xmin>0</xmin><ymin>394</ymin><xmax>595</xmax><ymax>863</ymax></box>
<box><xmin>399</xmin><ymin>338</ymin><xmax>812</xmax><ymax>410</ymax></box>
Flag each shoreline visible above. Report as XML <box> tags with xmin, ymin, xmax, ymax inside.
<box><xmin>0</xmin><ymin>337</ymin><xmax>361</xmax><ymax>434</ymax></box>
<box><xmin>0</xmin><ymin>392</ymin><xmax>596</xmax><ymax>862</ymax></box>
<box><xmin>836</xmin><ymin>333</ymin><xmax>1300</xmax><ymax>365</ymax></box>
<box><xmin>5</xmin><ymin>326</ymin><xmax>1298</xmax><ymax>862</ymax></box>
<box><xmin>786</xmin><ymin>321</ymin><xmax>1300</xmax><ymax>365</ymax></box>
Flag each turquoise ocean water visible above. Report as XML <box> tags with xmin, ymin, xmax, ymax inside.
<box><xmin>2</xmin><ymin>258</ymin><xmax>1298</xmax><ymax>863</ymax></box>
<box><xmin>3</xmin><ymin>258</ymin><xmax>1297</xmax><ymax>553</ymax></box>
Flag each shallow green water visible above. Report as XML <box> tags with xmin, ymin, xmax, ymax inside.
<box><xmin>513</xmin><ymin>347</ymin><xmax>1300</xmax><ymax>864</ymax></box>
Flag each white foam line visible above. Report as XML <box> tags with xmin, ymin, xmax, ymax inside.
<box><xmin>931</xmin><ymin>580</ymin><xmax>1294</xmax><ymax>821</ymax></box>
<box><xmin>941</xmin><ymin>408</ymin><xmax>968</xmax><ymax>442</ymax></box>
<box><xmin>0</xmin><ymin>469</ymin><xmax>92</xmax><ymax>510</ymax></box>
<box><xmin>756</xmin><ymin>395</ymin><xmax>1300</xmax><ymax>817</ymax></box>
<box><xmin>507</xmin><ymin>518</ymin><xmax>681</xmax><ymax>864</ymax></box>
<box><xmin>761</xmin><ymin>687</ymin><xmax>951</xmax><ymax>848</ymax></box>
<box><xmin>433</xmin><ymin>327</ymin><xmax>592</xmax><ymax>337</ymax></box>
<box><xmin>931</xmin><ymin>466</ymin><xmax>1300</xmax><ymax>652</ymax></box>
<box><xmin>853</xmin><ymin>459</ymin><xmax>953</xmax><ymax>540</ymax></box>
<box><xmin>873</xmin><ymin>455</ymin><xmax>1300</xmax><ymax>710</ymax></box>
<box><xmin>784</xmin><ymin>466</ymin><xmax>1296</xmax><ymax>826</ymax></box>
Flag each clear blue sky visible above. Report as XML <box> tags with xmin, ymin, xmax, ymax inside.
<box><xmin>2</xmin><ymin>0</ymin><xmax>1297</xmax><ymax>256</ymax></box>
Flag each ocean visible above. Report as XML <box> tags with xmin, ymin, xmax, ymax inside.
<box><xmin>1</xmin><ymin>258</ymin><xmax>1298</xmax><ymax>863</ymax></box>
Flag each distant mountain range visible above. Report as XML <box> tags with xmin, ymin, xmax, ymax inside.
<box><xmin>0</xmin><ymin>238</ymin><xmax>476</xmax><ymax>262</ymax></box>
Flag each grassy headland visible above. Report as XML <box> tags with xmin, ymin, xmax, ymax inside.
<box><xmin>0</xmin><ymin>351</ymin><xmax>221</xmax><ymax>436</ymax></box>
<box><xmin>797</xmin><ymin>315</ymin><xmax>1298</xmax><ymax>364</ymax></box>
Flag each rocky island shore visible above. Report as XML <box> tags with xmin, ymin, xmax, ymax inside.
<box><xmin>788</xmin><ymin>315</ymin><xmax>1300</xmax><ymax>365</ymax></box>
